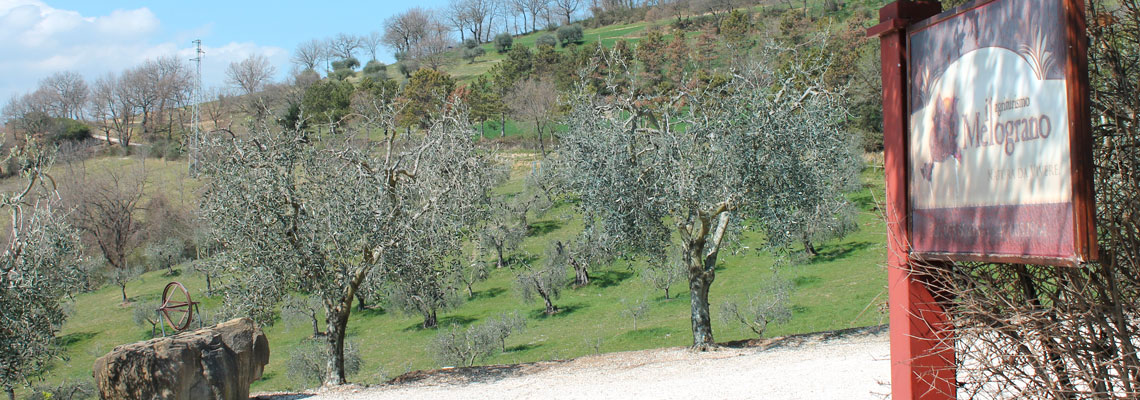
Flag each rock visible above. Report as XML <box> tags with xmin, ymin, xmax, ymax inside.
<box><xmin>93</xmin><ymin>317</ymin><xmax>270</xmax><ymax>400</ymax></box>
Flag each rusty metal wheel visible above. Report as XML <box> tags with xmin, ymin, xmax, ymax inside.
<box><xmin>158</xmin><ymin>281</ymin><xmax>197</xmax><ymax>332</ymax></box>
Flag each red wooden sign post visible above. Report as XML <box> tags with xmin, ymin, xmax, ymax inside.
<box><xmin>868</xmin><ymin>2</ymin><xmax>955</xmax><ymax>399</ymax></box>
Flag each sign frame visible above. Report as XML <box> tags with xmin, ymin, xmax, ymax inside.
<box><xmin>903</xmin><ymin>0</ymin><xmax>1097</xmax><ymax>267</ymax></box>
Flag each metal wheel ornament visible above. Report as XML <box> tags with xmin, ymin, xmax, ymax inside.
<box><xmin>157</xmin><ymin>281</ymin><xmax>200</xmax><ymax>333</ymax></box>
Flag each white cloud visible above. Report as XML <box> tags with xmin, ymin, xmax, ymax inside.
<box><xmin>0</xmin><ymin>1</ymin><xmax>287</xmax><ymax>105</ymax></box>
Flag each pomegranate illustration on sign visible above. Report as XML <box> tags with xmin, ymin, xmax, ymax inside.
<box><xmin>920</xmin><ymin>96</ymin><xmax>961</xmax><ymax>182</ymax></box>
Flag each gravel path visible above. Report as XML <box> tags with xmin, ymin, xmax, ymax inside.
<box><xmin>259</xmin><ymin>326</ymin><xmax>891</xmax><ymax>400</ymax></box>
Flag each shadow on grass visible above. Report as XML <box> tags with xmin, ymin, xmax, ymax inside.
<box><xmin>793</xmin><ymin>275</ymin><xmax>822</xmax><ymax>287</ymax></box>
<box><xmin>358</xmin><ymin>306</ymin><xmax>387</xmax><ymax>318</ymax></box>
<box><xmin>505</xmin><ymin>343</ymin><xmax>540</xmax><ymax>353</ymax></box>
<box><xmin>527</xmin><ymin>220</ymin><xmax>563</xmax><ymax>236</ymax></box>
<box><xmin>810</xmin><ymin>241</ymin><xmax>875</xmax><ymax>264</ymax></box>
<box><xmin>507</xmin><ymin>254</ymin><xmax>539</xmax><ymax>268</ymax></box>
<box><xmin>403</xmin><ymin>315</ymin><xmax>478</xmax><ymax>332</ymax></box>
<box><xmin>527</xmin><ymin>303</ymin><xmax>584</xmax><ymax>319</ymax></box>
<box><xmin>591</xmin><ymin>270</ymin><xmax>633</xmax><ymax>288</ymax></box>
<box><xmin>55</xmin><ymin>331</ymin><xmax>97</xmax><ymax>347</ymax></box>
<box><xmin>850</xmin><ymin>191</ymin><xmax>878</xmax><ymax>211</ymax></box>
<box><xmin>619</xmin><ymin>327</ymin><xmax>673</xmax><ymax>340</ymax></box>
<box><xmin>471</xmin><ymin>287</ymin><xmax>506</xmax><ymax>300</ymax></box>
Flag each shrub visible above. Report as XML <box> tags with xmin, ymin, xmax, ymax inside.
<box><xmin>429</xmin><ymin>312</ymin><xmax>525</xmax><ymax>367</ymax></box>
<box><xmin>463</xmin><ymin>46</ymin><xmax>486</xmax><ymax>63</ymax></box>
<box><xmin>396</xmin><ymin>60</ymin><xmax>420</xmax><ymax>78</ymax></box>
<box><xmin>718</xmin><ymin>274</ymin><xmax>792</xmax><ymax>338</ymax></box>
<box><xmin>145</xmin><ymin>139</ymin><xmax>182</xmax><ymax>160</ymax></box>
<box><xmin>23</xmin><ymin>380</ymin><xmax>96</xmax><ymax>400</ymax></box>
<box><xmin>363</xmin><ymin>60</ymin><xmax>387</xmax><ymax>77</ymax></box>
<box><xmin>557</xmin><ymin>25</ymin><xmax>584</xmax><ymax>46</ymax></box>
<box><xmin>131</xmin><ymin>301</ymin><xmax>160</xmax><ymax>338</ymax></box>
<box><xmin>48</xmin><ymin>118</ymin><xmax>92</xmax><ymax>143</ymax></box>
<box><xmin>286</xmin><ymin>338</ymin><xmax>361</xmax><ymax>388</ymax></box>
<box><xmin>621</xmin><ymin>297</ymin><xmax>650</xmax><ymax>330</ymax></box>
<box><xmin>494</xmin><ymin>33</ymin><xmax>514</xmax><ymax>53</ymax></box>
<box><xmin>482</xmin><ymin>311</ymin><xmax>526</xmax><ymax>351</ymax></box>
<box><xmin>164</xmin><ymin>141</ymin><xmax>182</xmax><ymax>160</ymax></box>
<box><xmin>331</xmin><ymin>57</ymin><xmax>361</xmax><ymax>71</ymax></box>
<box><xmin>536</xmin><ymin>34</ymin><xmax>557</xmax><ymax>48</ymax></box>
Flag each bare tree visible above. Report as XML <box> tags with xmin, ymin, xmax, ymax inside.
<box><xmin>226</xmin><ymin>54</ymin><xmax>277</xmax><ymax>96</ymax></box>
<box><xmin>447</xmin><ymin>0</ymin><xmax>471</xmax><ymax>42</ymax></box>
<box><xmin>382</xmin><ymin>7</ymin><xmax>433</xmax><ymax>55</ymax></box>
<box><xmin>553</xmin><ymin>0</ymin><xmax>581</xmax><ymax>24</ymax></box>
<box><xmin>120</xmin><ymin>64</ymin><xmax>160</xmax><ymax>138</ymax></box>
<box><xmin>201</xmin><ymin>87</ymin><xmax>233</xmax><ymax>131</ymax></box>
<box><xmin>415</xmin><ymin>27</ymin><xmax>456</xmax><ymax>71</ymax></box>
<box><xmin>1</xmin><ymin>91</ymin><xmax>52</xmax><ymax>144</ymax></box>
<box><xmin>64</xmin><ymin>167</ymin><xmax>147</xmax><ymax>304</ymax></box>
<box><xmin>526</xmin><ymin>0</ymin><xmax>549</xmax><ymax>31</ymax></box>
<box><xmin>293</xmin><ymin>39</ymin><xmax>327</xmax><ymax>71</ymax></box>
<box><xmin>143</xmin><ymin>56</ymin><xmax>194</xmax><ymax>139</ymax></box>
<box><xmin>88</xmin><ymin>72</ymin><xmax>138</xmax><ymax>148</ymax></box>
<box><xmin>508</xmin><ymin>0</ymin><xmax>531</xmax><ymax>34</ymax></box>
<box><xmin>39</xmin><ymin>71</ymin><xmax>88</xmax><ymax>120</ymax></box>
<box><xmin>329</xmin><ymin>33</ymin><xmax>363</xmax><ymax>61</ymax></box>
<box><xmin>506</xmin><ymin>78</ymin><xmax>558</xmax><ymax>156</ymax></box>
<box><xmin>362</xmin><ymin>31</ymin><xmax>384</xmax><ymax>61</ymax></box>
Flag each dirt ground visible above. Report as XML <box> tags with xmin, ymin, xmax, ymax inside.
<box><xmin>253</xmin><ymin>325</ymin><xmax>891</xmax><ymax>400</ymax></box>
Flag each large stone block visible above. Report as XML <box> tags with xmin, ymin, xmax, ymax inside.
<box><xmin>93</xmin><ymin>317</ymin><xmax>270</xmax><ymax>400</ymax></box>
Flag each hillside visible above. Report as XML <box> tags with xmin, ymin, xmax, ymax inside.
<box><xmin>26</xmin><ymin>151</ymin><xmax>888</xmax><ymax>393</ymax></box>
<box><xmin>7</xmin><ymin>2</ymin><xmax>892</xmax><ymax>397</ymax></box>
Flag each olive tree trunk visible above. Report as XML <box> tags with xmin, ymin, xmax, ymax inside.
<box><xmin>324</xmin><ymin>300</ymin><xmax>351</xmax><ymax>386</ymax></box>
<box><xmin>685</xmin><ymin>247</ymin><xmax>717</xmax><ymax>349</ymax></box>
<box><xmin>682</xmin><ymin>208</ymin><xmax>731</xmax><ymax>350</ymax></box>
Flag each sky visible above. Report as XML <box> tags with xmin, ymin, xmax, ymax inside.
<box><xmin>0</xmin><ymin>0</ymin><xmax>452</xmax><ymax>105</ymax></box>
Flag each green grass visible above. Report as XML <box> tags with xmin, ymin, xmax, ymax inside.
<box><xmin>443</xmin><ymin>20</ymin><xmax>656</xmax><ymax>83</ymax></box>
<box><xmin>29</xmin><ymin>152</ymin><xmax>889</xmax><ymax>393</ymax></box>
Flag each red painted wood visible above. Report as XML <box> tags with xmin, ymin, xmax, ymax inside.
<box><xmin>869</xmin><ymin>2</ymin><xmax>956</xmax><ymax>398</ymax></box>
<box><xmin>1063</xmin><ymin>0</ymin><xmax>1098</xmax><ymax>262</ymax></box>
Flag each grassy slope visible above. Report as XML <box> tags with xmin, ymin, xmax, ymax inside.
<box><xmin>443</xmin><ymin>20</ymin><xmax>655</xmax><ymax>84</ymax></box>
<box><xmin>34</xmin><ymin>154</ymin><xmax>888</xmax><ymax>392</ymax></box>
<box><xmin>32</xmin><ymin>3</ymin><xmax>890</xmax><ymax>392</ymax></box>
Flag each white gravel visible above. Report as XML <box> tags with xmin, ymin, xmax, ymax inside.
<box><xmin>278</xmin><ymin>326</ymin><xmax>891</xmax><ymax>400</ymax></box>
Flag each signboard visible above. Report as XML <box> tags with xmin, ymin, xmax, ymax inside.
<box><xmin>906</xmin><ymin>0</ymin><xmax>1096</xmax><ymax>265</ymax></box>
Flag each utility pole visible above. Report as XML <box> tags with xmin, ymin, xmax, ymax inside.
<box><xmin>189</xmin><ymin>39</ymin><xmax>204</xmax><ymax>176</ymax></box>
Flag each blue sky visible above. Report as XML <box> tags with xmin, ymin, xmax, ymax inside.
<box><xmin>0</xmin><ymin>0</ymin><xmax>451</xmax><ymax>104</ymax></box>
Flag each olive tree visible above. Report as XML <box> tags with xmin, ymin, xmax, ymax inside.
<box><xmin>199</xmin><ymin>94</ymin><xmax>495</xmax><ymax>386</ymax></box>
<box><xmin>553</xmin><ymin>46</ymin><xmax>860</xmax><ymax>349</ymax></box>
<box><xmin>478</xmin><ymin>198</ymin><xmax>527</xmax><ymax>270</ymax></box>
<box><xmin>0</xmin><ymin>144</ymin><xmax>86</xmax><ymax>400</ymax></box>
<box><xmin>515</xmin><ymin>256</ymin><xmax>570</xmax><ymax>315</ymax></box>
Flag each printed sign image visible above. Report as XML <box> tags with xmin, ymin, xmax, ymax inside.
<box><xmin>908</xmin><ymin>0</ymin><xmax>1076</xmax><ymax>259</ymax></box>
